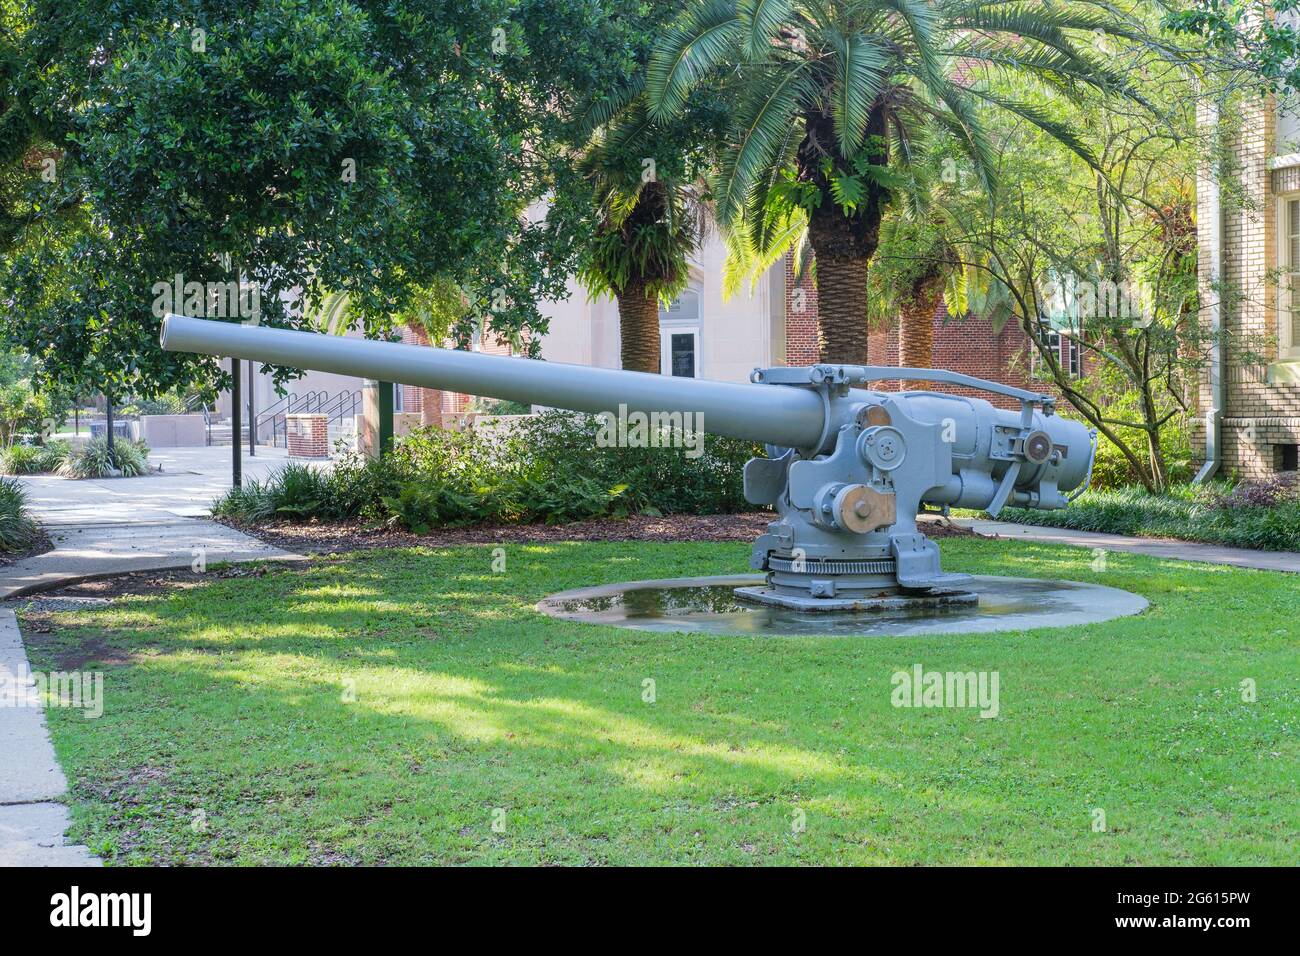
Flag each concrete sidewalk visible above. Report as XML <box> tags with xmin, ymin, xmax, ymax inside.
<box><xmin>0</xmin><ymin>610</ymin><xmax>99</xmax><ymax>866</ymax></box>
<box><xmin>0</xmin><ymin>519</ymin><xmax>301</xmax><ymax>600</ymax></box>
<box><xmin>20</xmin><ymin>445</ymin><xmax>319</xmax><ymax>526</ymax></box>
<box><xmin>941</xmin><ymin>516</ymin><xmax>1300</xmax><ymax>574</ymax></box>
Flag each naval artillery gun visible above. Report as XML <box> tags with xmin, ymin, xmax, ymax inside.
<box><xmin>160</xmin><ymin>314</ymin><xmax>1096</xmax><ymax>611</ymax></box>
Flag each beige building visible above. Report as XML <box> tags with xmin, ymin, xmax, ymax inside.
<box><xmin>1198</xmin><ymin>66</ymin><xmax>1300</xmax><ymax>478</ymax></box>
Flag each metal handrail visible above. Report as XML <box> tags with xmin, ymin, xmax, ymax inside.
<box><xmin>252</xmin><ymin>388</ymin><xmax>360</xmax><ymax>448</ymax></box>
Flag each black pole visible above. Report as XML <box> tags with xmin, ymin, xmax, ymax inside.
<box><xmin>105</xmin><ymin>395</ymin><xmax>115</xmax><ymax>466</ymax></box>
<box><xmin>247</xmin><ymin>359</ymin><xmax>256</xmax><ymax>457</ymax></box>
<box><xmin>230</xmin><ymin>358</ymin><xmax>242</xmax><ymax>488</ymax></box>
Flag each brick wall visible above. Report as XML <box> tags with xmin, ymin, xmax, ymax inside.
<box><xmin>400</xmin><ymin>324</ymin><xmax>517</xmax><ymax>417</ymax></box>
<box><xmin>784</xmin><ymin>256</ymin><xmax>821</xmax><ymax>366</ymax></box>
<box><xmin>782</xmin><ymin>253</ymin><xmax>1097</xmax><ymax>412</ymax></box>
<box><xmin>286</xmin><ymin>413</ymin><xmax>329</xmax><ymax>458</ymax></box>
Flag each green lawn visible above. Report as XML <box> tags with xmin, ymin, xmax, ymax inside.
<box><xmin>27</xmin><ymin>537</ymin><xmax>1299</xmax><ymax>865</ymax></box>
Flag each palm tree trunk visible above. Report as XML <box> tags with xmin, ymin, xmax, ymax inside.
<box><xmin>807</xmin><ymin>209</ymin><xmax>872</xmax><ymax>366</ymax></box>
<box><xmin>898</xmin><ymin>281</ymin><xmax>942</xmax><ymax>378</ymax></box>
<box><xmin>617</xmin><ymin>277</ymin><xmax>661</xmax><ymax>373</ymax></box>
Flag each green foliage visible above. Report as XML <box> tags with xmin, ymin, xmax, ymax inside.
<box><xmin>213</xmin><ymin>412</ymin><xmax>760</xmax><ymax>529</ymax></box>
<box><xmin>571</xmin><ymin>3</ymin><xmax>726</xmax><ymax>321</ymax></box>
<box><xmin>1089</xmin><ymin>415</ymin><xmax>1194</xmax><ymax>491</ymax></box>
<box><xmin>1</xmin><ymin>0</ymin><xmax>653</xmax><ymax>395</ymax></box>
<box><xmin>0</xmin><ymin>438</ymin><xmax>69</xmax><ymax>474</ymax></box>
<box><xmin>0</xmin><ymin>474</ymin><xmax>38</xmax><ymax>551</ymax></box>
<box><xmin>57</xmin><ymin>437</ymin><xmax>148</xmax><ymax>479</ymax></box>
<box><xmin>647</xmin><ymin>0</ymin><xmax>1141</xmax><ymax>308</ymax></box>
<box><xmin>0</xmin><ymin>348</ymin><xmax>68</xmax><ymax>445</ymax></box>
<box><xmin>1001</xmin><ymin>482</ymin><xmax>1300</xmax><ymax>552</ymax></box>
<box><xmin>1164</xmin><ymin>1</ymin><xmax>1300</xmax><ymax>96</ymax></box>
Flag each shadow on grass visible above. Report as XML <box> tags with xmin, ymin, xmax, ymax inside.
<box><xmin>31</xmin><ymin>539</ymin><xmax>1300</xmax><ymax>865</ymax></box>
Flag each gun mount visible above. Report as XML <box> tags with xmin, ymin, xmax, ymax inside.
<box><xmin>161</xmin><ymin>315</ymin><xmax>1096</xmax><ymax>611</ymax></box>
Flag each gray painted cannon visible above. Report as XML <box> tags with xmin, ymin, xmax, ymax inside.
<box><xmin>161</xmin><ymin>314</ymin><xmax>1095</xmax><ymax>609</ymax></box>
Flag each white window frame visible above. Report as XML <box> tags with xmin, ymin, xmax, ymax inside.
<box><xmin>1030</xmin><ymin>325</ymin><xmax>1080</xmax><ymax>378</ymax></box>
<box><xmin>660</xmin><ymin>327</ymin><xmax>701</xmax><ymax>378</ymax></box>
<box><xmin>1279</xmin><ymin>196</ymin><xmax>1300</xmax><ymax>359</ymax></box>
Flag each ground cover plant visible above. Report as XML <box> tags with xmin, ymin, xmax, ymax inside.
<box><xmin>0</xmin><ymin>439</ymin><xmax>70</xmax><ymax>474</ymax></box>
<box><xmin>999</xmin><ymin>477</ymin><xmax>1300</xmax><ymax>552</ymax></box>
<box><xmin>56</xmin><ymin>437</ymin><xmax>149</xmax><ymax>479</ymax></box>
<box><xmin>27</xmin><ymin>536</ymin><xmax>1298</xmax><ymax>865</ymax></box>
<box><xmin>0</xmin><ymin>475</ymin><xmax>38</xmax><ymax>551</ymax></box>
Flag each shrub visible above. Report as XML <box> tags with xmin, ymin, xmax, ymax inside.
<box><xmin>57</xmin><ymin>437</ymin><xmax>149</xmax><ymax>479</ymax></box>
<box><xmin>0</xmin><ymin>440</ymin><xmax>70</xmax><ymax>474</ymax></box>
<box><xmin>1000</xmin><ymin>481</ymin><xmax>1300</xmax><ymax>551</ymax></box>
<box><xmin>213</xmin><ymin>411</ymin><xmax>762</xmax><ymax>530</ymax></box>
<box><xmin>210</xmin><ymin>479</ymin><xmax>277</xmax><ymax>522</ymax></box>
<box><xmin>135</xmin><ymin>393</ymin><xmax>187</xmax><ymax>416</ymax></box>
<box><xmin>1210</xmin><ymin>473</ymin><xmax>1300</xmax><ymax>510</ymax></box>
<box><xmin>0</xmin><ymin>476</ymin><xmax>39</xmax><ymax>551</ymax></box>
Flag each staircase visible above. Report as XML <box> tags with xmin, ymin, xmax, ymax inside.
<box><xmin>206</xmin><ymin>421</ymin><xmax>250</xmax><ymax>446</ymax></box>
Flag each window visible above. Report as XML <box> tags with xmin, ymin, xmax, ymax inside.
<box><xmin>1283</xmin><ymin>199</ymin><xmax>1300</xmax><ymax>358</ymax></box>
<box><xmin>1031</xmin><ymin>326</ymin><xmax>1080</xmax><ymax>378</ymax></box>
<box><xmin>659</xmin><ymin>287</ymin><xmax>702</xmax><ymax>378</ymax></box>
<box><xmin>664</xmin><ymin>330</ymin><xmax>698</xmax><ymax>377</ymax></box>
<box><xmin>1279</xmin><ymin>443</ymin><xmax>1299</xmax><ymax>472</ymax></box>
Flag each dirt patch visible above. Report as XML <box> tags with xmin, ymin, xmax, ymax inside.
<box><xmin>220</xmin><ymin>511</ymin><xmax>976</xmax><ymax>556</ymax></box>
<box><xmin>16</xmin><ymin>616</ymin><xmax>142</xmax><ymax>669</ymax></box>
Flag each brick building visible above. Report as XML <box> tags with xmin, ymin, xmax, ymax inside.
<box><xmin>1195</xmin><ymin>82</ymin><xmax>1300</xmax><ymax>478</ymax></box>
<box><xmin>245</xmin><ymin>218</ymin><xmax>1098</xmax><ymax>440</ymax></box>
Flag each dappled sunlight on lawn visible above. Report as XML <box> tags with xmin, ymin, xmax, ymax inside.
<box><xmin>28</xmin><ymin>538</ymin><xmax>1299</xmax><ymax>864</ymax></box>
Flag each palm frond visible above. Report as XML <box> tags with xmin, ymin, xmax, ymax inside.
<box><xmin>739</xmin><ymin>0</ymin><xmax>795</xmax><ymax>61</ymax></box>
<box><xmin>571</xmin><ymin>75</ymin><xmax>646</xmax><ymax>142</ymax></box>
<box><xmin>712</xmin><ymin>64</ymin><xmax>815</xmax><ymax>227</ymax></box>
<box><xmin>647</xmin><ymin>0</ymin><xmax>743</xmax><ymax>121</ymax></box>
<box><xmin>965</xmin><ymin>86</ymin><xmax>1104</xmax><ymax>172</ymax></box>
<box><xmin>930</xmin><ymin>83</ymin><xmax>996</xmax><ymax>196</ymax></box>
<box><xmin>825</xmin><ymin>29</ymin><xmax>889</xmax><ymax>159</ymax></box>
<box><xmin>879</xmin><ymin>0</ymin><xmax>944</xmax><ymax>91</ymax></box>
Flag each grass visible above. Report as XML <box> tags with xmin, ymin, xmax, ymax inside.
<box><xmin>998</xmin><ymin>482</ymin><xmax>1300</xmax><ymax>552</ymax></box>
<box><xmin>28</xmin><ymin>537</ymin><xmax>1298</xmax><ymax>865</ymax></box>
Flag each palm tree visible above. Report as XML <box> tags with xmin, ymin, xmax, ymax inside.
<box><xmin>867</xmin><ymin>150</ymin><xmax>966</xmax><ymax>372</ymax></box>
<box><xmin>646</xmin><ymin>0</ymin><xmax>1141</xmax><ymax>364</ymax></box>
<box><xmin>576</xmin><ymin>96</ymin><xmax>712</xmax><ymax>373</ymax></box>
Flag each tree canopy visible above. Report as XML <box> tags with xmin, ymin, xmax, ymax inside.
<box><xmin>0</xmin><ymin>0</ymin><xmax>649</xmax><ymax>398</ymax></box>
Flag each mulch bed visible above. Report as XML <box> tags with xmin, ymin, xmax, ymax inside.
<box><xmin>219</xmin><ymin>511</ymin><xmax>975</xmax><ymax>556</ymax></box>
<box><xmin>0</xmin><ymin>528</ymin><xmax>53</xmax><ymax>570</ymax></box>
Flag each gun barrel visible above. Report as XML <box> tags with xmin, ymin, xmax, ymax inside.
<box><xmin>160</xmin><ymin>314</ymin><xmax>826</xmax><ymax>447</ymax></box>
